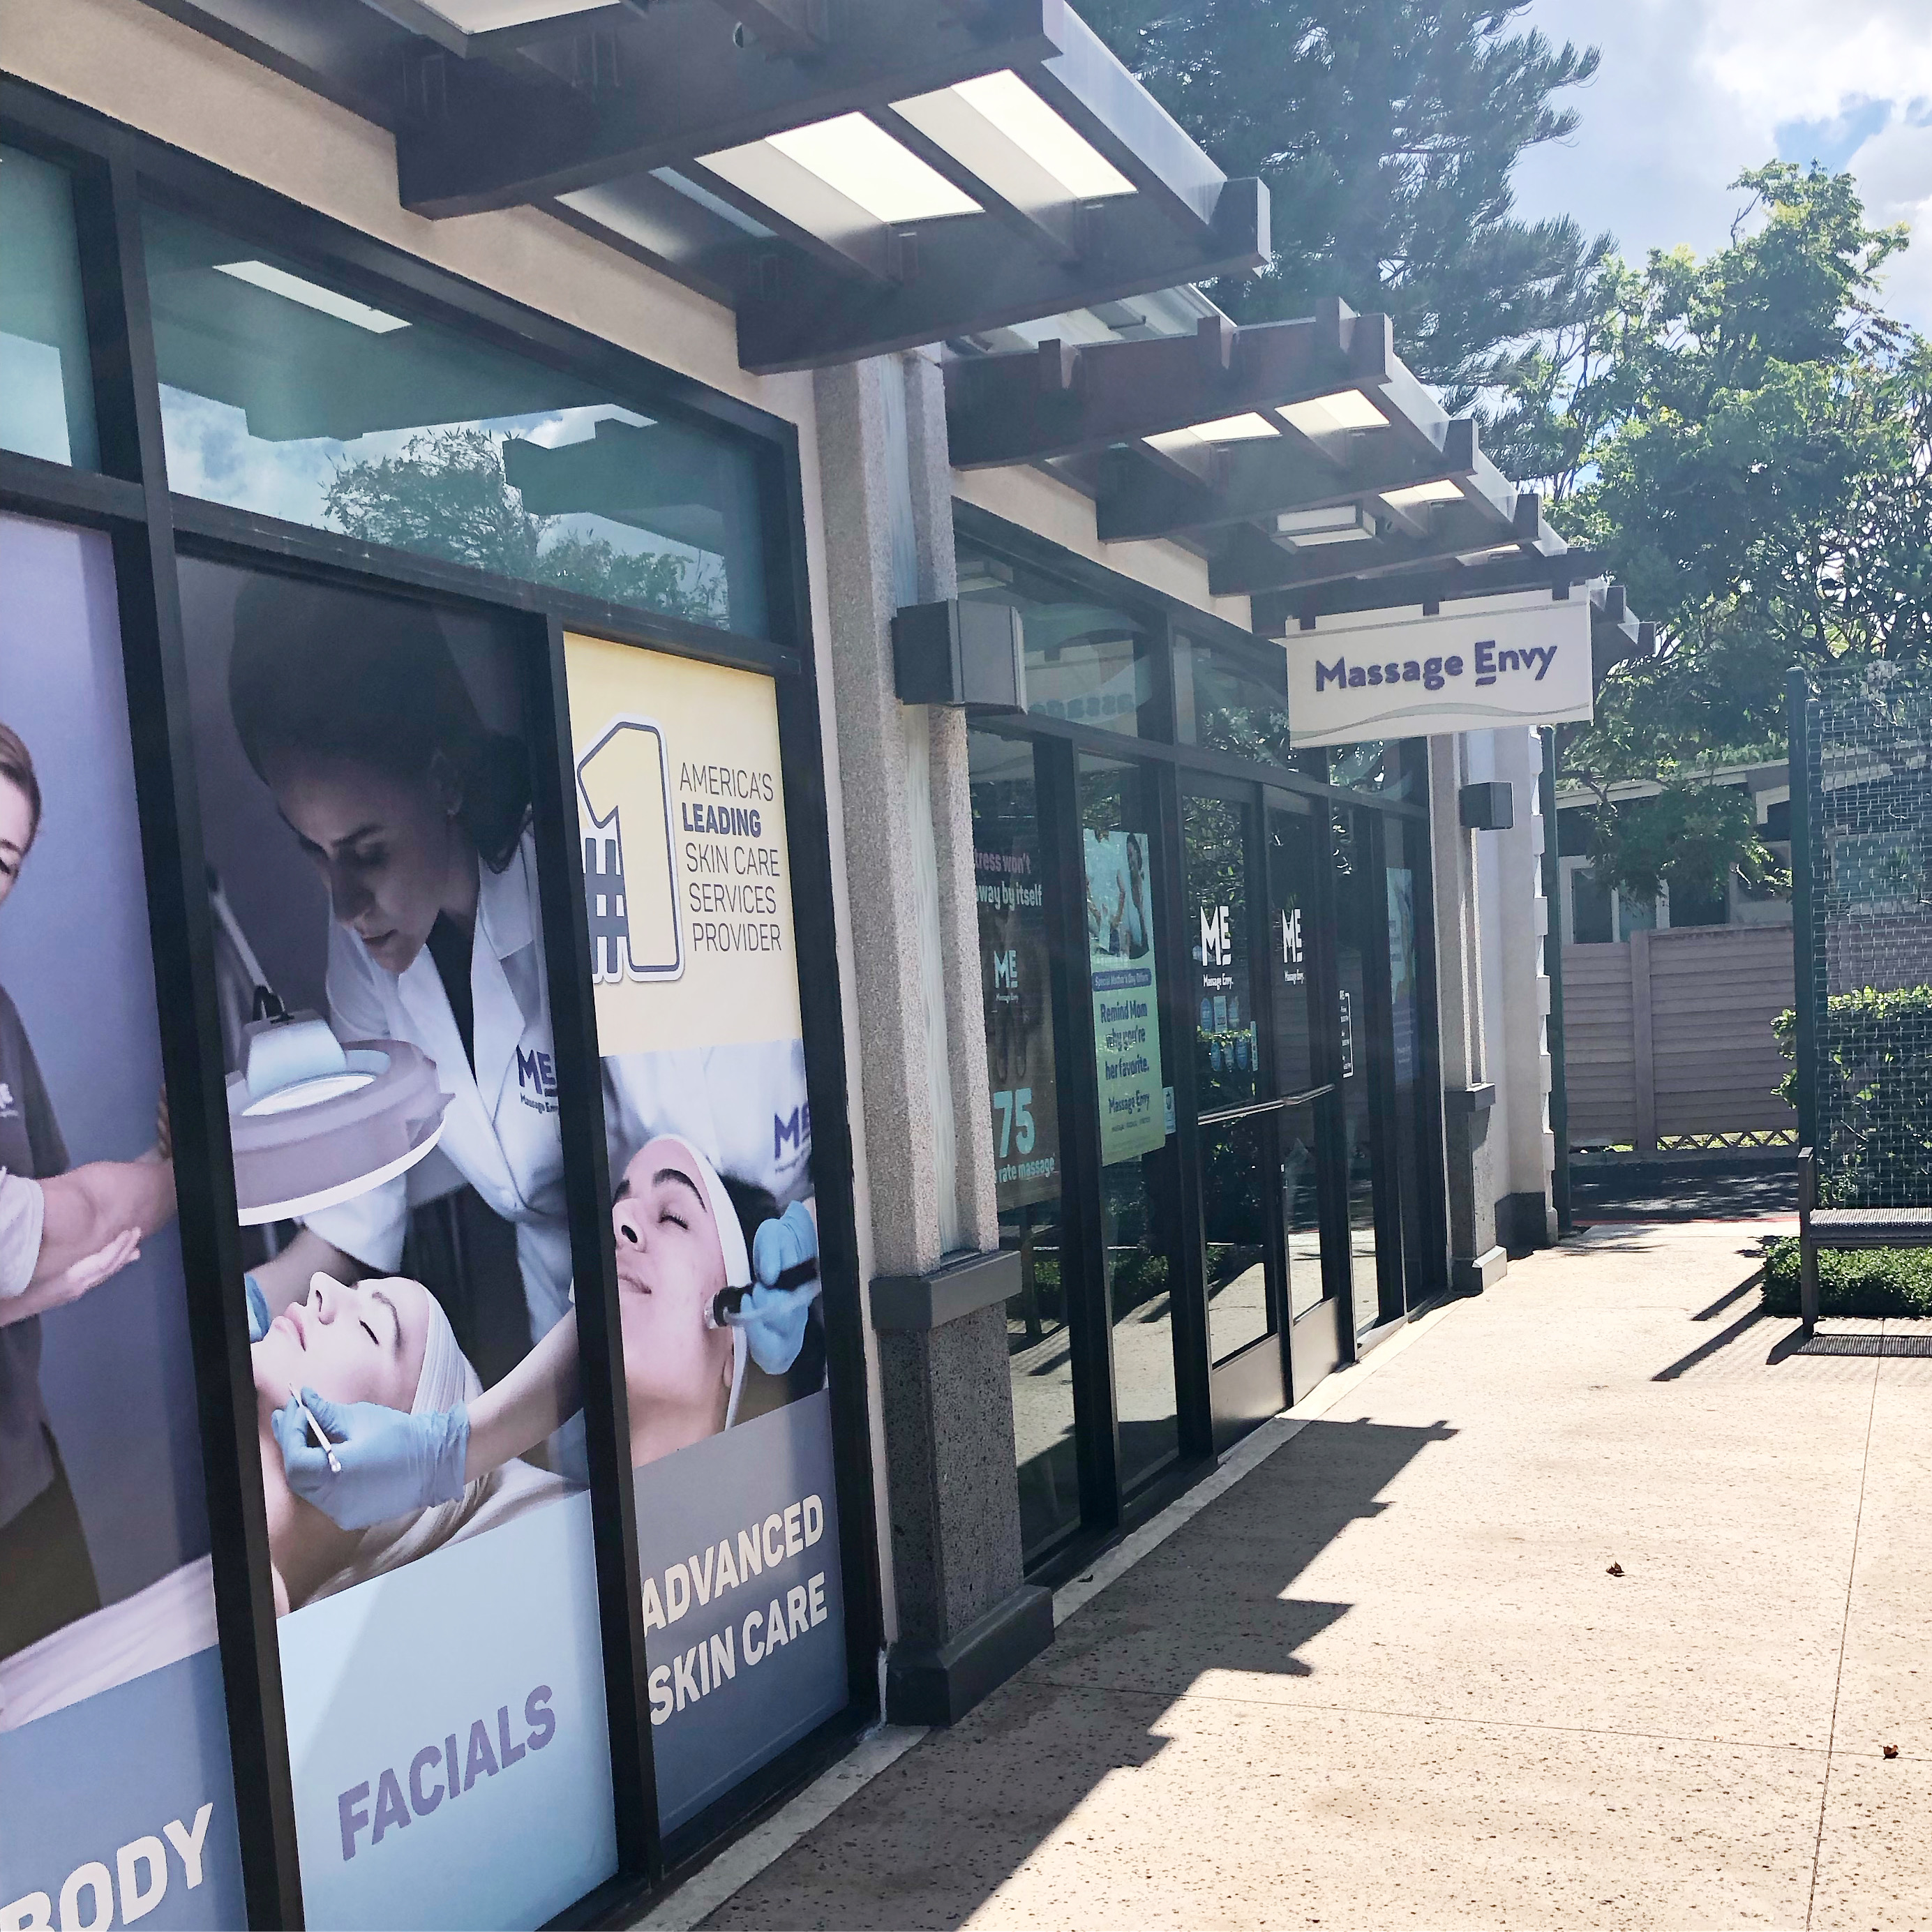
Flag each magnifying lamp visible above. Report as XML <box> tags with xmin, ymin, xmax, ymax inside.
<box><xmin>227</xmin><ymin>995</ymin><xmax>449</xmax><ymax>1225</ymax></box>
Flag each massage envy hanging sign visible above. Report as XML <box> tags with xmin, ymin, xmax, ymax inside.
<box><xmin>1282</xmin><ymin>590</ymin><xmax>1594</xmax><ymax>746</ymax></box>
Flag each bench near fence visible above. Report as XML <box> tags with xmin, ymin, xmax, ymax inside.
<box><xmin>1562</xmin><ymin>924</ymin><xmax>1797</xmax><ymax>1153</ymax></box>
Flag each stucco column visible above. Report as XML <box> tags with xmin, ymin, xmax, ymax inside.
<box><xmin>812</xmin><ymin>354</ymin><xmax>1048</xmax><ymax>1726</ymax></box>
<box><xmin>1488</xmin><ymin>728</ymin><xmax>1557</xmax><ymax>1252</ymax></box>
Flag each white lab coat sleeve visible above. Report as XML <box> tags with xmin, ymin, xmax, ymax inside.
<box><xmin>299</xmin><ymin>924</ymin><xmax>409</xmax><ymax>1273</ymax></box>
<box><xmin>0</xmin><ymin>1171</ymin><xmax>45</xmax><ymax>1298</ymax></box>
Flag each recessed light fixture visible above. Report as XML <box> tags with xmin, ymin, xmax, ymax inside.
<box><xmin>753</xmin><ymin>114</ymin><xmax>982</xmax><ymax>224</ymax></box>
<box><xmin>1381</xmin><ymin>478</ymin><xmax>1466</xmax><ymax>508</ymax></box>
<box><xmin>1277</xmin><ymin>504</ymin><xmax>1373</xmax><ymax>546</ymax></box>
<box><xmin>1194</xmin><ymin>412</ymin><xmax>1281</xmax><ymax>442</ymax></box>
<box><xmin>413</xmin><ymin>0</ymin><xmax>611</xmax><ymax>27</ymax></box>
<box><xmin>1278</xmin><ymin>389</ymin><xmax>1388</xmax><ymax>437</ymax></box>
<box><xmin>945</xmin><ymin>71</ymin><xmax>1135</xmax><ymax>200</ymax></box>
<box><xmin>1146</xmin><ymin>412</ymin><xmax>1281</xmax><ymax>454</ymax></box>
<box><xmin>212</xmin><ymin>262</ymin><xmax>410</xmax><ymax>334</ymax></box>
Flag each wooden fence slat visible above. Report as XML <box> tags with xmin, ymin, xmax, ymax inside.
<box><xmin>1562</xmin><ymin>924</ymin><xmax>1795</xmax><ymax>1151</ymax></box>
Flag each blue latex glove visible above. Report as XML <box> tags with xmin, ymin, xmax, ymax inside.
<box><xmin>244</xmin><ymin>1273</ymin><xmax>269</xmax><ymax>1345</ymax></box>
<box><xmin>731</xmin><ymin>1280</ymin><xmax>821</xmax><ymax>1377</ymax></box>
<box><xmin>273</xmin><ymin>1387</ymin><xmax>470</xmax><ymax>1531</ymax></box>
<box><xmin>752</xmin><ymin>1200</ymin><xmax>818</xmax><ymax>1287</ymax></box>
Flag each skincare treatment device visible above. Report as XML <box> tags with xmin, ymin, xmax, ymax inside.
<box><xmin>290</xmin><ymin>1385</ymin><xmax>343</xmax><ymax>1474</ymax></box>
<box><xmin>227</xmin><ymin>995</ymin><xmax>449</xmax><ymax>1225</ymax></box>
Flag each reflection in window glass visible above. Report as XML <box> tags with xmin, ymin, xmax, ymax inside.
<box><xmin>1184</xmin><ymin>794</ymin><xmax>1257</xmax><ymax>1114</ymax></box>
<box><xmin>959</xmin><ymin>544</ymin><xmax>1153</xmax><ymax>737</ymax></box>
<box><xmin>969</xmin><ymin>730</ymin><xmax>1079</xmax><ymax>1557</ymax></box>
<box><xmin>1176</xmin><ymin>632</ymin><xmax>1293</xmax><ymax>765</ymax></box>
<box><xmin>1386</xmin><ymin>818</ymin><xmax>1430</xmax><ymax>1308</ymax></box>
<box><xmin>1201</xmin><ymin>1115</ymin><xmax>1272</xmax><ymax>1363</ymax></box>
<box><xmin>143</xmin><ymin>204</ymin><xmax>767</xmax><ymax>635</ymax></box>
<box><xmin>1330</xmin><ymin>739</ymin><xmax>1422</xmax><ymax>801</ymax></box>
<box><xmin>1080</xmin><ymin>755</ymin><xmax>1181</xmax><ymax>1489</ymax></box>
<box><xmin>1282</xmin><ymin>1100</ymin><xmax>1325</xmax><ymax>1319</ymax></box>
<box><xmin>1332</xmin><ymin>811</ymin><xmax>1382</xmax><ymax>1337</ymax></box>
<box><xmin>0</xmin><ymin>146</ymin><xmax>99</xmax><ymax>467</ymax></box>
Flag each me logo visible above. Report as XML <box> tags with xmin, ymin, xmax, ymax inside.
<box><xmin>516</xmin><ymin>1047</ymin><xmax>558</xmax><ymax>1099</ymax></box>
<box><xmin>992</xmin><ymin>949</ymin><xmax>1019</xmax><ymax>992</ymax></box>
<box><xmin>1280</xmin><ymin>905</ymin><xmax>1303</xmax><ymax>967</ymax></box>
<box><xmin>774</xmin><ymin>1103</ymin><xmax>811</xmax><ymax>1165</ymax></box>
<box><xmin>576</xmin><ymin>717</ymin><xmax>682</xmax><ymax>985</ymax></box>
<box><xmin>1199</xmin><ymin>904</ymin><xmax>1231</xmax><ymax>968</ymax></box>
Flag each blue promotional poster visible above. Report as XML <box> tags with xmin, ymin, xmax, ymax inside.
<box><xmin>177</xmin><ymin>559</ymin><xmax>618</xmax><ymax>1929</ymax></box>
<box><xmin>0</xmin><ymin>514</ymin><xmax>246</xmax><ymax>1931</ymax></box>
<box><xmin>565</xmin><ymin>636</ymin><xmax>848</xmax><ymax>1831</ymax></box>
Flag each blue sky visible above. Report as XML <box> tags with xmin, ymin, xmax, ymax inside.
<box><xmin>1511</xmin><ymin>0</ymin><xmax>1932</xmax><ymax>332</ymax></box>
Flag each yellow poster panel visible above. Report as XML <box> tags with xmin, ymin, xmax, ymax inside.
<box><xmin>564</xmin><ymin>632</ymin><xmax>802</xmax><ymax>1055</ymax></box>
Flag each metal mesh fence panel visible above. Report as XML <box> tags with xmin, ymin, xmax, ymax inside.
<box><xmin>1804</xmin><ymin>662</ymin><xmax>1932</xmax><ymax>1208</ymax></box>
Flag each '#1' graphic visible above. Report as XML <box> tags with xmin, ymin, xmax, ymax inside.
<box><xmin>577</xmin><ymin>717</ymin><xmax>683</xmax><ymax>984</ymax></box>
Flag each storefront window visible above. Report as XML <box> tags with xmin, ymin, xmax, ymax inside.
<box><xmin>176</xmin><ymin>557</ymin><xmax>618</xmax><ymax>1927</ymax></box>
<box><xmin>142</xmin><ymin>205</ymin><xmax>768</xmax><ymax>636</ymax></box>
<box><xmin>562</xmin><ymin>636</ymin><xmax>848</xmax><ymax>1836</ymax></box>
<box><xmin>1176</xmin><ymin>631</ymin><xmax>1293</xmax><ymax>765</ymax></box>
<box><xmin>1080</xmin><ymin>754</ymin><xmax>1181</xmax><ymax>1488</ymax></box>
<box><xmin>1268</xmin><ymin>804</ymin><xmax>1327</xmax><ymax>1323</ymax></box>
<box><xmin>0</xmin><ymin>147</ymin><xmax>99</xmax><ymax>469</ymax></box>
<box><xmin>1331</xmin><ymin>810</ymin><xmax>1383</xmax><ymax>1337</ymax></box>
<box><xmin>968</xmin><ymin>731</ymin><xmax>1078</xmax><ymax>1556</ymax></box>
<box><xmin>0</xmin><ymin>514</ymin><xmax>244</xmax><ymax>1922</ymax></box>
<box><xmin>959</xmin><ymin>546</ymin><xmax>1157</xmax><ymax>738</ymax></box>
<box><xmin>1330</xmin><ymin>739</ymin><xmax>1424</xmax><ymax>802</ymax></box>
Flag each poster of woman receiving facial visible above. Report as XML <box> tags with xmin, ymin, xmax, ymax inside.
<box><xmin>566</xmin><ymin>636</ymin><xmax>846</xmax><ymax>1834</ymax></box>
<box><xmin>178</xmin><ymin>560</ymin><xmax>617</xmax><ymax>1932</ymax></box>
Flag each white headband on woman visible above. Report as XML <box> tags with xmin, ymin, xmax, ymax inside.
<box><xmin>639</xmin><ymin>1134</ymin><xmax>751</xmax><ymax>1427</ymax></box>
<box><xmin>313</xmin><ymin>1280</ymin><xmax>491</xmax><ymax>1602</ymax></box>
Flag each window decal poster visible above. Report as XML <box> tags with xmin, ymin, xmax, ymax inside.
<box><xmin>1084</xmin><ymin>830</ymin><xmax>1165</xmax><ymax>1165</ymax></box>
<box><xmin>0</xmin><ymin>514</ymin><xmax>246</xmax><ymax>1931</ymax></box>
<box><xmin>564</xmin><ymin>634</ymin><xmax>846</xmax><ymax>1833</ymax></box>
<box><xmin>177</xmin><ymin>561</ymin><xmax>616</xmax><ymax>1931</ymax></box>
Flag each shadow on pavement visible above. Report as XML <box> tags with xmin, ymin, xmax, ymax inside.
<box><xmin>702</xmin><ymin>1417</ymin><xmax>1453</xmax><ymax>1930</ymax></box>
<box><xmin>1572</xmin><ymin>1155</ymin><xmax>1797</xmax><ymax>1222</ymax></box>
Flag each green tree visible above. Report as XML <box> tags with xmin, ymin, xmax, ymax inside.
<box><xmin>323</xmin><ymin>426</ymin><xmax>725</xmax><ymax>623</ymax></box>
<box><xmin>1497</xmin><ymin>165</ymin><xmax>1924</xmax><ymax>906</ymax></box>
<box><xmin>1079</xmin><ymin>0</ymin><xmax>1608</xmax><ymax>398</ymax></box>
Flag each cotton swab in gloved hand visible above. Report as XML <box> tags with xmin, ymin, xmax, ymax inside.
<box><xmin>289</xmin><ymin>1386</ymin><xmax>343</xmax><ymax>1474</ymax></box>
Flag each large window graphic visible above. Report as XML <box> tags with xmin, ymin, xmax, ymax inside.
<box><xmin>0</xmin><ymin>514</ymin><xmax>245</xmax><ymax>1931</ymax></box>
<box><xmin>564</xmin><ymin>634</ymin><xmax>846</xmax><ymax>1834</ymax></box>
<box><xmin>177</xmin><ymin>560</ymin><xmax>617</xmax><ymax>1931</ymax></box>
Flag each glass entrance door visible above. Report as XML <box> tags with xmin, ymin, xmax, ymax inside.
<box><xmin>1332</xmin><ymin>807</ymin><xmax>1395</xmax><ymax>1335</ymax></box>
<box><xmin>1183</xmin><ymin>781</ymin><xmax>1289</xmax><ymax>1438</ymax></box>
<box><xmin>1266</xmin><ymin>795</ymin><xmax>1345</xmax><ymax>1397</ymax></box>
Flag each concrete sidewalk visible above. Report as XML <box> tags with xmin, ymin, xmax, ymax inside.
<box><xmin>688</xmin><ymin>1222</ymin><xmax>1932</xmax><ymax>1930</ymax></box>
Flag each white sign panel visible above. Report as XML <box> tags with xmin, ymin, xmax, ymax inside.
<box><xmin>1284</xmin><ymin>590</ymin><xmax>1594</xmax><ymax>745</ymax></box>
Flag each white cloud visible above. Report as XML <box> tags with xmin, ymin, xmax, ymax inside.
<box><xmin>1513</xmin><ymin>0</ymin><xmax>1932</xmax><ymax>329</ymax></box>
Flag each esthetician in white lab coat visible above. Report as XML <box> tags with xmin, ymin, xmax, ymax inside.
<box><xmin>230</xmin><ymin>580</ymin><xmax>571</xmax><ymax>1350</ymax></box>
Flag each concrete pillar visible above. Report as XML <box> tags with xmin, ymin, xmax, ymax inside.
<box><xmin>811</xmin><ymin>354</ymin><xmax>1049</xmax><ymax>1726</ymax></box>
<box><xmin>1429</xmin><ymin>733</ymin><xmax>1506</xmax><ymax>1293</ymax></box>
<box><xmin>1490</xmin><ymin>728</ymin><xmax>1558</xmax><ymax>1251</ymax></box>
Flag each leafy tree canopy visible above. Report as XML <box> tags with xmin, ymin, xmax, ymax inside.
<box><xmin>1079</xmin><ymin>0</ymin><xmax>1608</xmax><ymax>399</ymax></box>
<box><xmin>1488</xmin><ymin>164</ymin><xmax>1924</xmax><ymax>906</ymax></box>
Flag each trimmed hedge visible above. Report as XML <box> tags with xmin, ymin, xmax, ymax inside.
<box><xmin>1762</xmin><ymin>1236</ymin><xmax>1932</xmax><ymax>1317</ymax></box>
